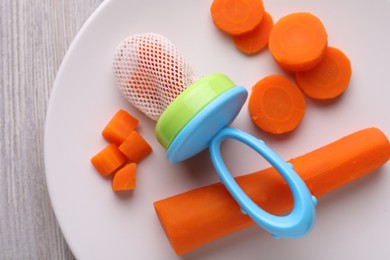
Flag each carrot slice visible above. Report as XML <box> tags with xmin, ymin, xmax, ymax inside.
<box><xmin>295</xmin><ymin>46</ymin><xmax>352</xmax><ymax>100</ymax></box>
<box><xmin>90</xmin><ymin>143</ymin><xmax>126</xmax><ymax>177</ymax></box>
<box><xmin>210</xmin><ymin>0</ymin><xmax>265</xmax><ymax>36</ymax></box>
<box><xmin>112</xmin><ymin>163</ymin><xmax>137</xmax><ymax>191</ymax></box>
<box><xmin>248</xmin><ymin>75</ymin><xmax>306</xmax><ymax>134</ymax></box>
<box><xmin>119</xmin><ymin>131</ymin><xmax>152</xmax><ymax>163</ymax></box>
<box><xmin>268</xmin><ymin>12</ymin><xmax>328</xmax><ymax>71</ymax></box>
<box><xmin>154</xmin><ymin>127</ymin><xmax>390</xmax><ymax>255</ymax></box>
<box><xmin>232</xmin><ymin>11</ymin><xmax>274</xmax><ymax>54</ymax></box>
<box><xmin>102</xmin><ymin>109</ymin><xmax>139</xmax><ymax>145</ymax></box>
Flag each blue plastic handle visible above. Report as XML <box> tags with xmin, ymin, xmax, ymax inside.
<box><xmin>209</xmin><ymin>127</ymin><xmax>317</xmax><ymax>239</ymax></box>
<box><xmin>165</xmin><ymin>84</ymin><xmax>317</xmax><ymax>238</ymax></box>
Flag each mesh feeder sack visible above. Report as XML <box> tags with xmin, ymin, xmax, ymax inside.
<box><xmin>113</xmin><ymin>33</ymin><xmax>198</xmax><ymax>121</ymax></box>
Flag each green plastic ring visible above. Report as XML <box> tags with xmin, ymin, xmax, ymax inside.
<box><xmin>155</xmin><ymin>73</ymin><xmax>236</xmax><ymax>149</ymax></box>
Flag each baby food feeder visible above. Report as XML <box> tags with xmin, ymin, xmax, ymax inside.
<box><xmin>113</xmin><ymin>32</ymin><xmax>317</xmax><ymax>239</ymax></box>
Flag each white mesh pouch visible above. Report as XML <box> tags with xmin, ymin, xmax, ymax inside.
<box><xmin>113</xmin><ymin>33</ymin><xmax>198</xmax><ymax>121</ymax></box>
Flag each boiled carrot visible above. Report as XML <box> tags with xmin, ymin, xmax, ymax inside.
<box><xmin>102</xmin><ymin>109</ymin><xmax>139</xmax><ymax>145</ymax></box>
<box><xmin>90</xmin><ymin>143</ymin><xmax>126</xmax><ymax>177</ymax></box>
<box><xmin>119</xmin><ymin>131</ymin><xmax>152</xmax><ymax>163</ymax></box>
<box><xmin>248</xmin><ymin>75</ymin><xmax>306</xmax><ymax>134</ymax></box>
<box><xmin>232</xmin><ymin>11</ymin><xmax>274</xmax><ymax>54</ymax></box>
<box><xmin>210</xmin><ymin>0</ymin><xmax>265</xmax><ymax>36</ymax></box>
<box><xmin>296</xmin><ymin>46</ymin><xmax>352</xmax><ymax>100</ymax></box>
<box><xmin>268</xmin><ymin>12</ymin><xmax>328</xmax><ymax>71</ymax></box>
<box><xmin>112</xmin><ymin>163</ymin><xmax>137</xmax><ymax>191</ymax></box>
<box><xmin>154</xmin><ymin>128</ymin><xmax>390</xmax><ymax>255</ymax></box>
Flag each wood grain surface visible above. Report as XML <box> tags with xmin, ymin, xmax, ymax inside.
<box><xmin>0</xmin><ymin>0</ymin><xmax>104</xmax><ymax>259</ymax></box>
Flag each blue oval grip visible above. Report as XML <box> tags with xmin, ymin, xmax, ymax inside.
<box><xmin>209</xmin><ymin>127</ymin><xmax>317</xmax><ymax>239</ymax></box>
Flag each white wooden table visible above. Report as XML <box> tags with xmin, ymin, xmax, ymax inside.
<box><xmin>1</xmin><ymin>1</ymin><xmax>103</xmax><ymax>258</ymax></box>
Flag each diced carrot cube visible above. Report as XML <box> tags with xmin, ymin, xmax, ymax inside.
<box><xmin>119</xmin><ymin>131</ymin><xmax>152</xmax><ymax>163</ymax></box>
<box><xmin>112</xmin><ymin>163</ymin><xmax>137</xmax><ymax>191</ymax></box>
<box><xmin>90</xmin><ymin>143</ymin><xmax>126</xmax><ymax>176</ymax></box>
<box><xmin>102</xmin><ymin>109</ymin><xmax>139</xmax><ymax>145</ymax></box>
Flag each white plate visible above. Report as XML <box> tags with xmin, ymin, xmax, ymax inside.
<box><xmin>44</xmin><ymin>0</ymin><xmax>390</xmax><ymax>259</ymax></box>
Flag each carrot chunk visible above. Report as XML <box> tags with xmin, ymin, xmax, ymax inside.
<box><xmin>295</xmin><ymin>46</ymin><xmax>352</xmax><ymax>100</ymax></box>
<box><xmin>90</xmin><ymin>143</ymin><xmax>126</xmax><ymax>177</ymax></box>
<box><xmin>210</xmin><ymin>0</ymin><xmax>265</xmax><ymax>36</ymax></box>
<box><xmin>269</xmin><ymin>12</ymin><xmax>328</xmax><ymax>71</ymax></box>
<box><xmin>112</xmin><ymin>163</ymin><xmax>137</xmax><ymax>191</ymax></box>
<box><xmin>232</xmin><ymin>11</ymin><xmax>274</xmax><ymax>54</ymax></box>
<box><xmin>154</xmin><ymin>128</ymin><xmax>390</xmax><ymax>255</ymax></box>
<box><xmin>119</xmin><ymin>131</ymin><xmax>152</xmax><ymax>163</ymax></box>
<box><xmin>102</xmin><ymin>109</ymin><xmax>139</xmax><ymax>145</ymax></box>
<box><xmin>248</xmin><ymin>75</ymin><xmax>306</xmax><ymax>134</ymax></box>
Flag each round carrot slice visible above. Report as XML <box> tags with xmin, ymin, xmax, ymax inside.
<box><xmin>269</xmin><ymin>12</ymin><xmax>328</xmax><ymax>71</ymax></box>
<box><xmin>296</xmin><ymin>47</ymin><xmax>352</xmax><ymax>100</ymax></box>
<box><xmin>248</xmin><ymin>75</ymin><xmax>306</xmax><ymax>134</ymax></box>
<box><xmin>232</xmin><ymin>11</ymin><xmax>274</xmax><ymax>54</ymax></box>
<box><xmin>210</xmin><ymin>0</ymin><xmax>265</xmax><ymax>36</ymax></box>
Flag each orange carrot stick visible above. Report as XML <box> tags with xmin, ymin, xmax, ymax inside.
<box><xmin>248</xmin><ymin>75</ymin><xmax>306</xmax><ymax>134</ymax></box>
<box><xmin>90</xmin><ymin>143</ymin><xmax>126</xmax><ymax>177</ymax></box>
<box><xmin>102</xmin><ymin>109</ymin><xmax>139</xmax><ymax>145</ymax></box>
<box><xmin>268</xmin><ymin>12</ymin><xmax>328</xmax><ymax>71</ymax></box>
<box><xmin>154</xmin><ymin>128</ymin><xmax>390</xmax><ymax>255</ymax></box>
<box><xmin>295</xmin><ymin>46</ymin><xmax>352</xmax><ymax>100</ymax></box>
<box><xmin>119</xmin><ymin>131</ymin><xmax>152</xmax><ymax>163</ymax></box>
<box><xmin>112</xmin><ymin>163</ymin><xmax>137</xmax><ymax>191</ymax></box>
<box><xmin>210</xmin><ymin>0</ymin><xmax>265</xmax><ymax>36</ymax></box>
<box><xmin>232</xmin><ymin>11</ymin><xmax>274</xmax><ymax>54</ymax></box>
